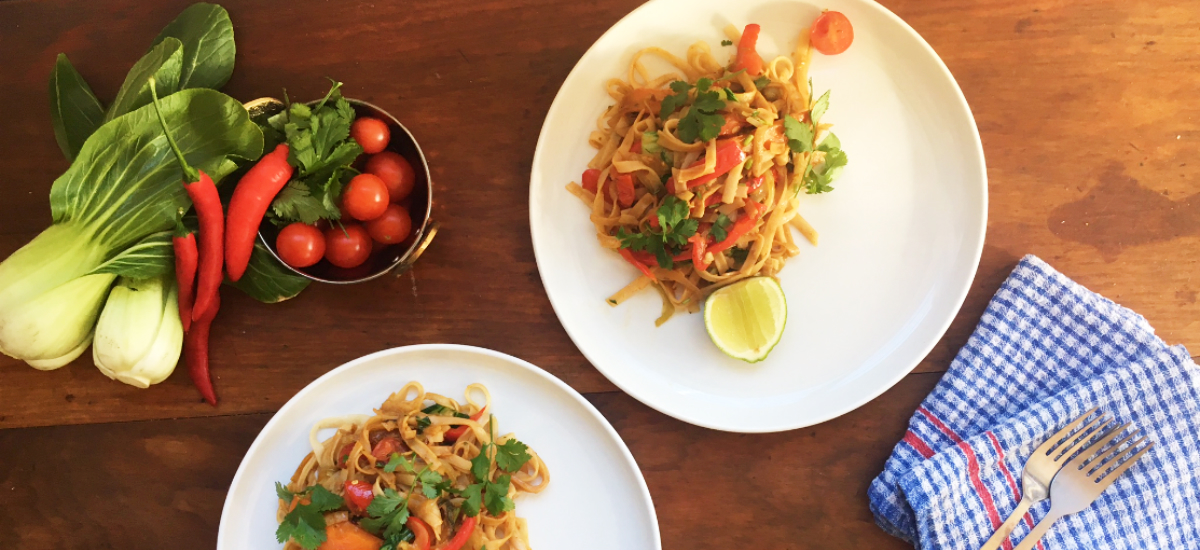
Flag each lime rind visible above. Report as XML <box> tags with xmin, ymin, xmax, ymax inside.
<box><xmin>703</xmin><ymin>277</ymin><xmax>787</xmax><ymax>363</ymax></box>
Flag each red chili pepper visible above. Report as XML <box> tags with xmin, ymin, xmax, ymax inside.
<box><xmin>407</xmin><ymin>516</ymin><xmax>433</xmax><ymax>550</ymax></box>
<box><xmin>689</xmin><ymin>234</ymin><xmax>711</xmax><ymax>271</ymax></box>
<box><xmin>184</xmin><ymin>292</ymin><xmax>220</xmax><ymax>406</ymax></box>
<box><xmin>225</xmin><ymin>143</ymin><xmax>294</xmax><ymax>281</ymax></box>
<box><xmin>173</xmin><ymin>221</ymin><xmax>198</xmax><ymax>333</ymax></box>
<box><xmin>709</xmin><ymin>204</ymin><xmax>764</xmax><ymax>255</ymax></box>
<box><xmin>435</xmin><ymin>516</ymin><xmax>478</xmax><ymax>550</ymax></box>
<box><xmin>615</xmin><ymin>173</ymin><xmax>636</xmax><ymax>208</ymax></box>
<box><xmin>581</xmin><ymin>168</ymin><xmax>601</xmax><ymax>194</ymax></box>
<box><xmin>343</xmin><ymin>480</ymin><xmax>375</xmax><ymax>515</ymax></box>
<box><xmin>444</xmin><ymin>407</ymin><xmax>487</xmax><ymax>443</ymax></box>
<box><xmin>666</xmin><ymin>140</ymin><xmax>747</xmax><ymax>193</ymax></box>
<box><xmin>147</xmin><ymin>79</ymin><xmax>224</xmax><ymax>324</ymax></box>
<box><xmin>732</xmin><ymin>23</ymin><xmax>765</xmax><ymax>76</ymax></box>
<box><xmin>618</xmin><ymin>248</ymin><xmax>657</xmax><ymax>281</ymax></box>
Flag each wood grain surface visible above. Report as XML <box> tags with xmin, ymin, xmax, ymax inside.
<box><xmin>0</xmin><ymin>0</ymin><xmax>1197</xmax><ymax>548</ymax></box>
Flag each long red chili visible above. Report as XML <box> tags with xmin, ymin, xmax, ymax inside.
<box><xmin>173</xmin><ymin>227</ymin><xmax>198</xmax><ymax>333</ymax></box>
<box><xmin>225</xmin><ymin>143</ymin><xmax>294</xmax><ymax>281</ymax></box>
<box><xmin>148</xmin><ymin>79</ymin><xmax>224</xmax><ymax>323</ymax></box>
<box><xmin>435</xmin><ymin>516</ymin><xmax>478</xmax><ymax>550</ymax></box>
<box><xmin>618</xmin><ymin>248</ymin><xmax>657</xmax><ymax>281</ymax></box>
<box><xmin>732</xmin><ymin>23</ymin><xmax>765</xmax><ymax>76</ymax></box>
<box><xmin>667</xmin><ymin>140</ymin><xmax>747</xmax><ymax>193</ymax></box>
<box><xmin>185</xmin><ymin>292</ymin><xmax>220</xmax><ymax>406</ymax></box>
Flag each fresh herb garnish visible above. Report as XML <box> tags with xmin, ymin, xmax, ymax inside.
<box><xmin>267</xmin><ymin>80</ymin><xmax>363</xmax><ymax>225</ymax></box>
<box><xmin>809</xmin><ymin>90</ymin><xmax>831</xmax><ymax>124</ymax></box>
<box><xmin>804</xmin><ymin>132</ymin><xmax>848</xmax><ymax>194</ymax></box>
<box><xmin>753</xmin><ymin>75</ymin><xmax>771</xmax><ymax>90</ymax></box>
<box><xmin>495</xmin><ymin>438</ymin><xmax>532</xmax><ymax>473</ymax></box>
<box><xmin>659</xmin><ymin>80</ymin><xmax>693</xmax><ymax>119</ymax></box>
<box><xmin>723</xmin><ymin>88</ymin><xmax>737</xmax><ymax>102</ymax></box>
<box><xmin>731</xmin><ymin>247</ymin><xmax>751</xmax><ymax>265</ymax></box>
<box><xmin>383</xmin><ymin>452</ymin><xmax>414</xmax><ymax>473</ymax></box>
<box><xmin>274</xmin><ymin>483</ymin><xmax>345</xmax><ymax>550</ymax></box>
<box><xmin>676</xmin><ymin>78</ymin><xmax>725</xmax><ymax>143</ymax></box>
<box><xmin>484</xmin><ymin>475</ymin><xmax>516</xmax><ymax>516</ymax></box>
<box><xmin>458</xmin><ymin>416</ymin><xmax>531</xmax><ymax>518</ymax></box>
<box><xmin>415</xmin><ymin>416</ymin><xmax>432</xmax><ymax>432</ymax></box>
<box><xmin>721</xmin><ymin>39</ymin><xmax>734</xmax><ymax>46</ymax></box>
<box><xmin>711</xmin><ymin>213</ymin><xmax>732</xmax><ymax>242</ymax></box>
<box><xmin>361</xmin><ymin>487</ymin><xmax>410</xmax><ymax>540</ymax></box>
<box><xmin>616</xmin><ymin>196</ymin><xmax>698</xmax><ymax>268</ymax></box>
<box><xmin>783</xmin><ymin>114</ymin><xmax>814</xmax><ymax>153</ymax></box>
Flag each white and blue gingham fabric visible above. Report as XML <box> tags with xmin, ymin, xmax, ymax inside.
<box><xmin>868</xmin><ymin>255</ymin><xmax>1200</xmax><ymax>550</ymax></box>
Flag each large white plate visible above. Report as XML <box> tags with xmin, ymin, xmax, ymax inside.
<box><xmin>217</xmin><ymin>344</ymin><xmax>660</xmax><ymax>550</ymax></box>
<box><xmin>529</xmin><ymin>0</ymin><xmax>986</xmax><ymax>432</ymax></box>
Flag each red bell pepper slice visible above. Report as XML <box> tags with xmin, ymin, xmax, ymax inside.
<box><xmin>581</xmin><ymin>168</ymin><xmax>601</xmax><ymax>194</ymax></box>
<box><xmin>343</xmin><ymin>480</ymin><xmax>375</xmax><ymax>515</ymax></box>
<box><xmin>443</xmin><ymin>407</ymin><xmax>487</xmax><ymax>443</ymax></box>
<box><xmin>689</xmin><ymin>234</ymin><xmax>711</xmax><ymax>271</ymax></box>
<box><xmin>407</xmin><ymin>516</ymin><xmax>433</xmax><ymax>550</ymax></box>
<box><xmin>709</xmin><ymin>202</ymin><xmax>764</xmax><ymax>255</ymax></box>
<box><xmin>667</xmin><ymin>140</ymin><xmax>746</xmax><ymax>193</ymax></box>
<box><xmin>732</xmin><ymin>24</ymin><xmax>765</xmax><ymax>76</ymax></box>
<box><xmin>618</xmin><ymin>249</ymin><xmax>657</xmax><ymax>280</ymax></box>
<box><xmin>615</xmin><ymin>173</ymin><xmax>636</xmax><ymax>208</ymax></box>
<box><xmin>434</xmin><ymin>516</ymin><xmax>478</xmax><ymax>550</ymax></box>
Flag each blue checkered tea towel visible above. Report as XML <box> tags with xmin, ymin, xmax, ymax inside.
<box><xmin>868</xmin><ymin>255</ymin><xmax>1200</xmax><ymax>549</ymax></box>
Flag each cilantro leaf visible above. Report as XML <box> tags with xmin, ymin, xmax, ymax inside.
<box><xmin>809</xmin><ymin>90</ymin><xmax>831</xmax><ymax>124</ymax></box>
<box><xmin>495</xmin><ymin>439</ymin><xmax>532</xmax><ymax>473</ymax></box>
<box><xmin>271</xmin><ymin>181</ymin><xmax>332</xmax><ymax>225</ymax></box>
<box><xmin>460</xmin><ymin>483</ymin><xmax>483</xmax><ymax>517</ymax></box>
<box><xmin>723</xmin><ymin>88</ymin><xmax>737</xmax><ymax>102</ymax></box>
<box><xmin>783</xmin><ymin>115</ymin><xmax>814</xmax><ymax>153</ymax></box>
<box><xmin>275</xmin><ymin>485</ymin><xmax>345</xmax><ymax>550</ymax></box>
<box><xmin>711</xmin><ymin>213</ymin><xmax>732</xmax><ymax>242</ymax></box>
<box><xmin>659</xmin><ymin>81</ymin><xmax>692</xmax><ymax>119</ymax></box>
<box><xmin>471</xmin><ymin>444</ymin><xmax>492</xmax><ymax>482</ymax></box>
<box><xmin>753</xmin><ymin>75</ymin><xmax>771</xmax><ymax>90</ymax></box>
<box><xmin>677</xmin><ymin>89</ymin><xmax>725</xmax><ymax>143</ymax></box>
<box><xmin>484</xmin><ymin>475</ymin><xmax>516</xmax><ymax>516</ymax></box>
<box><xmin>365</xmin><ymin>488</ymin><xmax>405</xmax><ymax>519</ymax></box>
<box><xmin>819</xmin><ymin>132</ymin><xmax>841</xmax><ymax>151</ymax></box>
<box><xmin>418</xmin><ymin>469</ymin><xmax>445</xmax><ymax>499</ymax></box>
<box><xmin>275</xmin><ymin>482</ymin><xmax>293</xmax><ymax>501</ymax></box>
<box><xmin>721</xmin><ymin>39</ymin><xmax>733</xmax><ymax>46</ymax></box>
<box><xmin>362</xmin><ymin>487</ymin><xmax>410</xmax><ymax>540</ymax></box>
<box><xmin>383</xmin><ymin>452</ymin><xmax>414</xmax><ymax>473</ymax></box>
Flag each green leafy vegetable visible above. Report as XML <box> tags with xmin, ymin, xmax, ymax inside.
<box><xmin>361</xmin><ymin>487</ymin><xmax>410</xmax><ymax>539</ymax></box>
<box><xmin>105</xmin><ymin>37</ymin><xmax>184</xmax><ymax>122</ymax></box>
<box><xmin>804</xmin><ymin>132</ymin><xmax>848</xmax><ymax>194</ymax></box>
<box><xmin>677</xmin><ymin>78</ymin><xmax>725</xmax><ymax>143</ymax></box>
<box><xmin>268</xmin><ymin>81</ymin><xmax>364</xmax><ymax>225</ymax></box>
<box><xmin>418</xmin><ymin>469</ymin><xmax>445</xmax><ymax>499</ymax></box>
<box><xmin>495</xmin><ymin>438</ymin><xmax>532</xmax><ymax>473</ymax></box>
<box><xmin>710</xmin><ymin>214</ymin><xmax>732</xmax><ymax>242</ymax></box>
<box><xmin>723</xmin><ymin>88</ymin><xmax>737</xmax><ymax>102</ymax></box>
<box><xmin>275</xmin><ymin>484</ymin><xmax>345</xmax><ymax>550</ymax></box>
<box><xmin>0</xmin><ymin>88</ymin><xmax>262</xmax><ymax>368</ymax></box>
<box><xmin>753</xmin><ymin>75</ymin><xmax>771</xmax><ymax>90</ymax></box>
<box><xmin>731</xmin><ymin>247</ymin><xmax>750</xmax><ymax>265</ymax></box>
<box><xmin>659</xmin><ymin>80</ymin><xmax>692</xmax><ymax>119</ymax></box>
<box><xmin>49</xmin><ymin>54</ymin><xmax>105</xmax><ymax>162</ymax></box>
<box><xmin>484</xmin><ymin>475</ymin><xmax>516</xmax><ymax>516</ymax></box>
<box><xmin>228</xmin><ymin>243</ymin><xmax>311</xmax><ymax>303</ymax></box>
<box><xmin>809</xmin><ymin>90</ymin><xmax>831</xmax><ymax>124</ymax></box>
<box><xmin>383</xmin><ymin>452</ymin><xmax>414</xmax><ymax>473</ymax></box>
<box><xmin>459</xmin><ymin>483</ymin><xmax>483</xmax><ymax>517</ymax></box>
<box><xmin>616</xmin><ymin>196</ymin><xmax>698</xmax><ymax>269</ymax></box>
<box><xmin>783</xmin><ymin>114</ymin><xmax>814</xmax><ymax>153</ymax></box>
<box><xmin>151</xmin><ymin>3</ymin><xmax>236</xmax><ymax>90</ymax></box>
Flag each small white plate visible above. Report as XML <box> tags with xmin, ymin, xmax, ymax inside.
<box><xmin>217</xmin><ymin>344</ymin><xmax>661</xmax><ymax>550</ymax></box>
<box><xmin>529</xmin><ymin>0</ymin><xmax>986</xmax><ymax>432</ymax></box>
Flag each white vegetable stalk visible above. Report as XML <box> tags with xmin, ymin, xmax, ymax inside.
<box><xmin>93</xmin><ymin>274</ymin><xmax>183</xmax><ymax>388</ymax></box>
<box><xmin>0</xmin><ymin>224</ymin><xmax>114</xmax><ymax>369</ymax></box>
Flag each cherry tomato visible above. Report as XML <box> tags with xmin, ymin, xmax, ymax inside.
<box><xmin>365</xmin><ymin>152</ymin><xmax>417</xmax><ymax>203</ymax></box>
<box><xmin>342</xmin><ymin>480</ymin><xmax>375</xmax><ymax>515</ymax></box>
<box><xmin>275</xmin><ymin>223</ymin><xmax>325</xmax><ymax>268</ymax></box>
<box><xmin>406</xmin><ymin>517</ymin><xmax>433</xmax><ymax>550</ymax></box>
<box><xmin>811</xmin><ymin>11</ymin><xmax>854</xmax><ymax>55</ymax></box>
<box><xmin>370</xmin><ymin>436</ymin><xmax>407</xmax><ymax>461</ymax></box>
<box><xmin>350</xmin><ymin>117</ymin><xmax>390</xmax><ymax>154</ymax></box>
<box><xmin>343</xmin><ymin>174</ymin><xmax>390</xmax><ymax>221</ymax></box>
<box><xmin>366</xmin><ymin>204</ymin><xmax>412</xmax><ymax>245</ymax></box>
<box><xmin>324</xmin><ymin>224</ymin><xmax>372</xmax><ymax>268</ymax></box>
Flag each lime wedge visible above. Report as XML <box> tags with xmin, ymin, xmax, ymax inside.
<box><xmin>703</xmin><ymin>277</ymin><xmax>787</xmax><ymax>363</ymax></box>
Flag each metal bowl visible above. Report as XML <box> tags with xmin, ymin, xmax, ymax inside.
<box><xmin>244</xmin><ymin>97</ymin><xmax>438</xmax><ymax>284</ymax></box>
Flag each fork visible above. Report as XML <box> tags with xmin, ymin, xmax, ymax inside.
<box><xmin>1011</xmin><ymin>424</ymin><xmax>1154</xmax><ymax>550</ymax></box>
<box><xmin>978</xmin><ymin>408</ymin><xmax>1108</xmax><ymax>550</ymax></box>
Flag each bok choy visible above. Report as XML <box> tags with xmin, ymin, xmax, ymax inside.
<box><xmin>93</xmin><ymin>273</ymin><xmax>184</xmax><ymax>387</ymax></box>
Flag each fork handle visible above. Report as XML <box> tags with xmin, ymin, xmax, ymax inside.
<box><xmin>979</xmin><ymin>497</ymin><xmax>1034</xmax><ymax>550</ymax></box>
<box><xmin>1012</xmin><ymin>511</ymin><xmax>1064</xmax><ymax>550</ymax></box>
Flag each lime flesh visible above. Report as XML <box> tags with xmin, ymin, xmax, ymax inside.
<box><xmin>703</xmin><ymin>277</ymin><xmax>787</xmax><ymax>363</ymax></box>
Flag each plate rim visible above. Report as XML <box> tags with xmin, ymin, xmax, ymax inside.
<box><xmin>528</xmin><ymin>0</ymin><xmax>988</xmax><ymax>433</ymax></box>
<box><xmin>216</xmin><ymin>343</ymin><xmax>663</xmax><ymax>550</ymax></box>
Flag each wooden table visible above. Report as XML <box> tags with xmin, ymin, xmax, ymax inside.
<box><xmin>1</xmin><ymin>0</ymin><xmax>1196</xmax><ymax>547</ymax></box>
